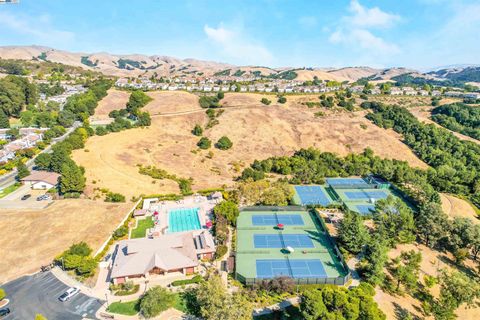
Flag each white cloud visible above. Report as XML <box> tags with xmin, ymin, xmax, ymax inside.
<box><xmin>0</xmin><ymin>11</ymin><xmax>74</xmax><ymax>44</ymax></box>
<box><xmin>349</xmin><ymin>0</ymin><xmax>401</xmax><ymax>28</ymax></box>
<box><xmin>328</xmin><ymin>0</ymin><xmax>400</xmax><ymax>58</ymax></box>
<box><xmin>204</xmin><ymin>23</ymin><xmax>273</xmax><ymax>65</ymax></box>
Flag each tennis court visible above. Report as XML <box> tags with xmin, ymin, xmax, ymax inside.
<box><xmin>293</xmin><ymin>185</ymin><xmax>333</xmax><ymax>206</ymax></box>
<box><xmin>236</xmin><ymin>208</ymin><xmax>350</xmax><ymax>285</ymax></box>
<box><xmin>344</xmin><ymin>190</ymin><xmax>389</xmax><ymax>200</ymax></box>
<box><xmin>256</xmin><ymin>258</ymin><xmax>327</xmax><ymax>278</ymax></box>
<box><xmin>252</xmin><ymin>214</ymin><xmax>304</xmax><ymax>226</ymax></box>
<box><xmin>352</xmin><ymin>204</ymin><xmax>376</xmax><ymax>215</ymax></box>
<box><xmin>253</xmin><ymin>234</ymin><xmax>315</xmax><ymax>248</ymax></box>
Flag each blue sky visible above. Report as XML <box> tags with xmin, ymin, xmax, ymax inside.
<box><xmin>0</xmin><ymin>0</ymin><xmax>479</xmax><ymax>69</ymax></box>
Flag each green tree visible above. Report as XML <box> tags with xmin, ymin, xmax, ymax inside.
<box><xmin>214</xmin><ymin>201</ymin><xmax>239</xmax><ymax>225</ymax></box>
<box><xmin>34</xmin><ymin>153</ymin><xmax>52</xmax><ymax>171</ymax></box>
<box><xmin>260</xmin><ymin>98</ymin><xmax>271</xmax><ymax>105</ymax></box>
<box><xmin>338</xmin><ymin>211</ymin><xmax>370</xmax><ymax>254</ymax></box>
<box><xmin>16</xmin><ymin>161</ymin><xmax>30</xmax><ymax>179</ymax></box>
<box><xmin>277</xmin><ymin>96</ymin><xmax>287</xmax><ymax>104</ymax></box>
<box><xmin>192</xmin><ymin>124</ymin><xmax>203</xmax><ymax>136</ymax></box>
<box><xmin>389</xmin><ymin>250</ymin><xmax>422</xmax><ymax>293</ymax></box>
<box><xmin>374</xmin><ymin>196</ymin><xmax>415</xmax><ymax>245</ymax></box>
<box><xmin>0</xmin><ymin>109</ymin><xmax>9</xmax><ymax>128</ymax></box>
<box><xmin>140</xmin><ymin>286</ymin><xmax>176</xmax><ymax>318</ymax></box>
<box><xmin>217</xmin><ymin>91</ymin><xmax>224</xmax><ymax>100</ymax></box>
<box><xmin>60</xmin><ymin>160</ymin><xmax>86</xmax><ymax>194</ymax></box>
<box><xmin>137</xmin><ymin>111</ymin><xmax>151</xmax><ymax>126</ymax></box>
<box><xmin>197</xmin><ymin>137</ymin><xmax>211</xmax><ymax>149</ymax></box>
<box><xmin>416</xmin><ymin>202</ymin><xmax>448</xmax><ymax>248</ymax></box>
<box><xmin>126</xmin><ymin>90</ymin><xmax>152</xmax><ymax>115</ymax></box>
<box><xmin>215</xmin><ymin>136</ymin><xmax>233</xmax><ymax>150</ymax></box>
<box><xmin>361</xmin><ymin>236</ymin><xmax>389</xmax><ymax>285</ymax></box>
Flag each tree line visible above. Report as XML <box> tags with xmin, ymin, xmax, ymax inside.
<box><xmin>361</xmin><ymin>101</ymin><xmax>480</xmax><ymax>208</ymax></box>
<box><xmin>431</xmin><ymin>102</ymin><xmax>480</xmax><ymax>140</ymax></box>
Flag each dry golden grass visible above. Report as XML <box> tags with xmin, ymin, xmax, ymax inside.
<box><xmin>92</xmin><ymin>88</ymin><xmax>130</xmax><ymax>120</ymax></box>
<box><xmin>0</xmin><ymin>199</ymin><xmax>132</xmax><ymax>283</ymax></box>
<box><xmin>375</xmin><ymin>243</ymin><xmax>480</xmax><ymax>320</ymax></box>
<box><xmin>73</xmin><ymin>92</ymin><xmax>428</xmax><ymax>199</ymax></box>
<box><xmin>145</xmin><ymin>91</ymin><xmax>201</xmax><ymax>114</ymax></box>
<box><xmin>440</xmin><ymin>193</ymin><xmax>479</xmax><ymax>223</ymax></box>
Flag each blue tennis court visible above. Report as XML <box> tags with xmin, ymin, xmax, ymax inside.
<box><xmin>294</xmin><ymin>185</ymin><xmax>332</xmax><ymax>206</ymax></box>
<box><xmin>254</xmin><ymin>234</ymin><xmax>315</xmax><ymax>248</ymax></box>
<box><xmin>355</xmin><ymin>204</ymin><xmax>376</xmax><ymax>215</ymax></box>
<box><xmin>326</xmin><ymin>178</ymin><xmax>368</xmax><ymax>186</ymax></box>
<box><xmin>344</xmin><ymin>190</ymin><xmax>389</xmax><ymax>200</ymax></box>
<box><xmin>252</xmin><ymin>214</ymin><xmax>304</xmax><ymax>226</ymax></box>
<box><xmin>256</xmin><ymin>259</ymin><xmax>327</xmax><ymax>278</ymax></box>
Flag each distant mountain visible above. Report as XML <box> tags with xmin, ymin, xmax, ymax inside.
<box><xmin>0</xmin><ymin>45</ymin><xmax>477</xmax><ymax>84</ymax></box>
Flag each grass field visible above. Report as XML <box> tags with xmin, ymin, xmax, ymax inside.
<box><xmin>131</xmin><ymin>216</ymin><xmax>154</xmax><ymax>238</ymax></box>
<box><xmin>107</xmin><ymin>299</ymin><xmax>140</xmax><ymax>315</ymax></box>
<box><xmin>440</xmin><ymin>193</ymin><xmax>479</xmax><ymax>223</ymax></box>
<box><xmin>0</xmin><ymin>199</ymin><xmax>132</xmax><ymax>283</ymax></box>
<box><xmin>73</xmin><ymin>92</ymin><xmax>428</xmax><ymax>199</ymax></box>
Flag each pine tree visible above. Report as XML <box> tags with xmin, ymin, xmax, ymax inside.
<box><xmin>60</xmin><ymin>161</ymin><xmax>85</xmax><ymax>194</ymax></box>
<box><xmin>16</xmin><ymin>161</ymin><xmax>30</xmax><ymax>179</ymax></box>
<box><xmin>0</xmin><ymin>109</ymin><xmax>9</xmax><ymax>128</ymax></box>
<box><xmin>338</xmin><ymin>211</ymin><xmax>370</xmax><ymax>254</ymax></box>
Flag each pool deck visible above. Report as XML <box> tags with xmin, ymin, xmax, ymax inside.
<box><xmin>142</xmin><ymin>195</ymin><xmax>217</xmax><ymax>237</ymax></box>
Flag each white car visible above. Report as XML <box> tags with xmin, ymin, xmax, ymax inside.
<box><xmin>59</xmin><ymin>287</ymin><xmax>80</xmax><ymax>302</ymax></box>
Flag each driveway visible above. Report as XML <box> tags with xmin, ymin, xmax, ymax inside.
<box><xmin>1</xmin><ymin>271</ymin><xmax>103</xmax><ymax>319</ymax></box>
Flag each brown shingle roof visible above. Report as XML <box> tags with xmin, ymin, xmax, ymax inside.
<box><xmin>21</xmin><ymin>170</ymin><xmax>60</xmax><ymax>185</ymax></box>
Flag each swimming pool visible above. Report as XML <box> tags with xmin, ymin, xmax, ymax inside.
<box><xmin>168</xmin><ymin>207</ymin><xmax>202</xmax><ymax>233</ymax></box>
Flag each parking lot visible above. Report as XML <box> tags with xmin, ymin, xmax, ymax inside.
<box><xmin>2</xmin><ymin>271</ymin><xmax>103</xmax><ymax>319</ymax></box>
<box><xmin>0</xmin><ymin>185</ymin><xmax>52</xmax><ymax>209</ymax></box>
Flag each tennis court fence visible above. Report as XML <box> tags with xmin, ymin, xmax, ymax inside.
<box><xmin>236</xmin><ymin>273</ymin><xmax>351</xmax><ymax>286</ymax></box>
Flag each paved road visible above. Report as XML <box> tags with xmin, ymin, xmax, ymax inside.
<box><xmin>0</xmin><ymin>122</ymin><xmax>81</xmax><ymax>190</ymax></box>
<box><xmin>2</xmin><ymin>271</ymin><xmax>103</xmax><ymax>320</ymax></box>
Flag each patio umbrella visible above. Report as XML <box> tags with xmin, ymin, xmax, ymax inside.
<box><xmin>286</xmin><ymin>246</ymin><xmax>294</xmax><ymax>253</ymax></box>
<box><xmin>206</xmin><ymin>221</ymin><xmax>213</xmax><ymax>228</ymax></box>
<box><xmin>277</xmin><ymin>223</ymin><xmax>284</xmax><ymax>229</ymax></box>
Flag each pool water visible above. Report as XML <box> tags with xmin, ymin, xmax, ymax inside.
<box><xmin>168</xmin><ymin>207</ymin><xmax>202</xmax><ymax>233</ymax></box>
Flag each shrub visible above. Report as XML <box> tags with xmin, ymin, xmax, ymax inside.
<box><xmin>261</xmin><ymin>98</ymin><xmax>271</xmax><ymax>105</ymax></box>
<box><xmin>197</xmin><ymin>137</ymin><xmax>211</xmax><ymax>149</ymax></box>
<box><xmin>217</xmin><ymin>91</ymin><xmax>224</xmax><ymax>100</ymax></box>
<box><xmin>192</xmin><ymin>124</ymin><xmax>203</xmax><ymax>136</ymax></box>
<box><xmin>95</xmin><ymin>126</ymin><xmax>108</xmax><ymax>136</ymax></box>
<box><xmin>113</xmin><ymin>225</ymin><xmax>129</xmax><ymax>240</ymax></box>
<box><xmin>106</xmin><ymin>192</ymin><xmax>126</xmax><ymax>203</ymax></box>
<box><xmin>277</xmin><ymin>96</ymin><xmax>287</xmax><ymax>104</ymax></box>
<box><xmin>140</xmin><ymin>286</ymin><xmax>176</xmax><ymax>318</ymax></box>
<box><xmin>215</xmin><ymin>245</ymin><xmax>228</xmax><ymax>259</ymax></box>
<box><xmin>215</xmin><ymin>136</ymin><xmax>232</xmax><ymax>150</ymax></box>
<box><xmin>199</xmin><ymin>96</ymin><xmax>220</xmax><ymax>108</ymax></box>
<box><xmin>0</xmin><ymin>288</ymin><xmax>6</xmax><ymax>300</ymax></box>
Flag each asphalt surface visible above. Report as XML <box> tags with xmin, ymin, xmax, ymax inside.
<box><xmin>2</xmin><ymin>271</ymin><xmax>103</xmax><ymax>319</ymax></box>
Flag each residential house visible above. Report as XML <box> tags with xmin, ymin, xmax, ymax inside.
<box><xmin>21</xmin><ymin>171</ymin><xmax>60</xmax><ymax>190</ymax></box>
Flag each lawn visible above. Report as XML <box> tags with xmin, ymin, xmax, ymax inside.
<box><xmin>107</xmin><ymin>299</ymin><xmax>140</xmax><ymax>316</ymax></box>
<box><xmin>0</xmin><ymin>183</ymin><xmax>21</xmax><ymax>199</ymax></box>
<box><xmin>130</xmin><ymin>216</ymin><xmax>154</xmax><ymax>239</ymax></box>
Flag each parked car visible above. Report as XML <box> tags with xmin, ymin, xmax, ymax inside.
<box><xmin>21</xmin><ymin>194</ymin><xmax>31</xmax><ymax>201</ymax></box>
<box><xmin>0</xmin><ymin>308</ymin><xmax>10</xmax><ymax>317</ymax></box>
<box><xmin>36</xmin><ymin>194</ymin><xmax>51</xmax><ymax>201</ymax></box>
<box><xmin>59</xmin><ymin>287</ymin><xmax>80</xmax><ymax>302</ymax></box>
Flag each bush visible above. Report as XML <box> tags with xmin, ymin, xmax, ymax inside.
<box><xmin>261</xmin><ymin>98</ymin><xmax>271</xmax><ymax>105</ymax></box>
<box><xmin>105</xmin><ymin>192</ymin><xmax>126</xmax><ymax>203</ymax></box>
<box><xmin>215</xmin><ymin>245</ymin><xmax>228</xmax><ymax>259</ymax></box>
<box><xmin>217</xmin><ymin>91</ymin><xmax>224</xmax><ymax>100</ymax></box>
<box><xmin>199</xmin><ymin>96</ymin><xmax>220</xmax><ymax>108</ymax></box>
<box><xmin>277</xmin><ymin>96</ymin><xmax>287</xmax><ymax>104</ymax></box>
<box><xmin>95</xmin><ymin>126</ymin><xmax>108</xmax><ymax>136</ymax></box>
<box><xmin>140</xmin><ymin>286</ymin><xmax>176</xmax><ymax>318</ymax></box>
<box><xmin>192</xmin><ymin>124</ymin><xmax>203</xmax><ymax>136</ymax></box>
<box><xmin>113</xmin><ymin>225</ymin><xmax>129</xmax><ymax>240</ymax></box>
<box><xmin>197</xmin><ymin>137</ymin><xmax>211</xmax><ymax>149</ymax></box>
<box><xmin>0</xmin><ymin>288</ymin><xmax>6</xmax><ymax>300</ymax></box>
<box><xmin>215</xmin><ymin>136</ymin><xmax>232</xmax><ymax>150</ymax></box>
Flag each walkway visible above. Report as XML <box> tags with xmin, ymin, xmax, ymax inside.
<box><xmin>252</xmin><ymin>296</ymin><xmax>301</xmax><ymax>317</ymax></box>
